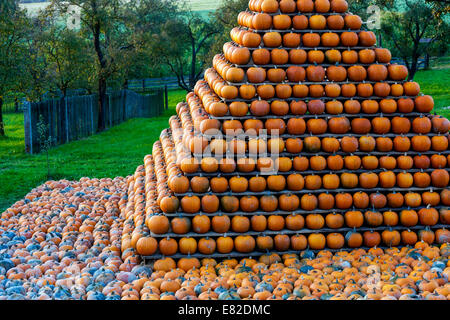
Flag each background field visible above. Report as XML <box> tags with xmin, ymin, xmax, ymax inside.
<box><xmin>19</xmin><ymin>0</ymin><xmax>222</xmax><ymax>15</ymax></box>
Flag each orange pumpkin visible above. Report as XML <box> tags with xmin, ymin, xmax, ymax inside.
<box><xmin>234</xmin><ymin>236</ymin><xmax>256</xmax><ymax>253</ymax></box>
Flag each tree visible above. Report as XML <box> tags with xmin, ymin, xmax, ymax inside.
<box><xmin>0</xmin><ymin>0</ymin><xmax>30</xmax><ymax>136</ymax></box>
<box><xmin>424</xmin><ymin>0</ymin><xmax>450</xmax><ymax>18</ymax></box>
<box><xmin>152</xmin><ymin>11</ymin><xmax>220</xmax><ymax>91</ymax></box>
<box><xmin>347</xmin><ymin>0</ymin><xmax>394</xmax><ymax>46</ymax></box>
<box><xmin>20</xmin><ymin>16</ymin><xmax>50</xmax><ymax>102</ymax></box>
<box><xmin>206</xmin><ymin>0</ymin><xmax>249</xmax><ymax>66</ymax></box>
<box><xmin>35</xmin><ymin>11</ymin><xmax>93</xmax><ymax>97</ymax></box>
<box><xmin>348</xmin><ymin>0</ymin><xmax>393</xmax><ymax>17</ymax></box>
<box><xmin>380</xmin><ymin>0</ymin><xmax>449</xmax><ymax>79</ymax></box>
<box><xmin>50</xmin><ymin>0</ymin><xmax>139</xmax><ymax>131</ymax></box>
<box><xmin>349</xmin><ymin>0</ymin><xmax>449</xmax><ymax>23</ymax></box>
<box><xmin>112</xmin><ymin>0</ymin><xmax>181</xmax><ymax>86</ymax></box>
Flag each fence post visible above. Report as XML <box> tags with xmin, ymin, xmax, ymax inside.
<box><xmin>123</xmin><ymin>89</ymin><xmax>126</xmax><ymax>121</ymax></box>
<box><xmin>90</xmin><ymin>96</ymin><xmax>94</xmax><ymax>134</ymax></box>
<box><xmin>425</xmin><ymin>54</ymin><xmax>430</xmax><ymax>69</ymax></box>
<box><xmin>65</xmin><ymin>97</ymin><xmax>69</xmax><ymax>143</ymax></box>
<box><xmin>23</xmin><ymin>102</ymin><xmax>32</xmax><ymax>154</ymax></box>
<box><xmin>109</xmin><ymin>94</ymin><xmax>112</xmax><ymax>128</ymax></box>
<box><xmin>164</xmin><ymin>85</ymin><xmax>168</xmax><ymax>110</ymax></box>
<box><xmin>47</xmin><ymin>100</ymin><xmax>53</xmax><ymax>147</ymax></box>
<box><xmin>30</xmin><ymin>102</ymin><xmax>34</xmax><ymax>154</ymax></box>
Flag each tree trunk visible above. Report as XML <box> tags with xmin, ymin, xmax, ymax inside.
<box><xmin>377</xmin><ymin>31</ymin><xmax>382</xmax><ymax>48</ymax></box>
<box><xmin>14</xmin><ymin>98</ymin><xmax>19</xmax><ymax>113</ymax></box>
<box><xmin>409</xmin><ymin>55</ymin><xmax>418</xmax><ymax>81</ymax></box>
<box><xmin>408</xmin><ymin>63</ymin><xmax>417</xmax><ymax>81</ymax></box>
<box><xmin>190</xmin><ymin>36</ymin><xmax>196</xmax><ymax>91</ymax></box>
<box><xmin>92</xmin><ymin>11</ymin><xmax>107</xmax><ymax>132</ymax></box>
<box><xmin>0</xmin><ymin>97</ymin><xmax>4</xmax><ymax>136</ymax></box>
<box><xmin>98</xmin><ymin>77</ymin><xmax>107</xmax><ymax>131</ymax></box>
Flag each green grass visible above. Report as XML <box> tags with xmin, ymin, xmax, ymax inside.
<box><xmin>0</xmin><ymin>89</ymin><xmax>186</xmax><ymax>212</ymax></box>
<box><xmin>414</xmin><ymin>67</ymin><xmax>450</xmax><ymax>118</ymax></box>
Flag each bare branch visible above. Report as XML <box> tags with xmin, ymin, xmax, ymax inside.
<box><xmin>195</xmin><ymin>30</ymin><xmax>220</xmax><ymax>55</ymax></box>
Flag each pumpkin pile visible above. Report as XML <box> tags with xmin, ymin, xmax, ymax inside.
<box><xmin>0</xmin><ymin>177</ymin><xmax>154</xmax><ymax>300</ymax></box>
<box><xmin>1</xmin><ymin>0</ymin><xmax>450</xmax><ymax>300</ymax></box>
<box><xmin>1</xmin><ymin>178</ymin><xmax>449</xmax><ymax>301</ymax></box>
<box><xmin>137</xmin><ymin>0</ymin><xmax>450</xmax><ymax>261</ymax></box>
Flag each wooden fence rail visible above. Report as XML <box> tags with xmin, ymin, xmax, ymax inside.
<box><xmin>391</xmin><ymin>57</ymin><xmax>427</xmax><ymax>70</ymax></box>
<box><xmin>24</xmin><ymin>89</ymin><xmax>165</xmax><ymax>154</ymax></box>
<box><xmin>126</xmin><ymin>76</ymin><xmax>189</xmax><ymax>91</ymax></box>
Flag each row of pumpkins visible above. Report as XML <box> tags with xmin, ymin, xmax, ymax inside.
<box><xmin>221</xmin><ymin>46</ymin><xmax>393</xmax><ymax>67</ymax></box>
<box><xmin>138</xmin><ymin>227</ymin><xmax>450</xmax><ymax>257</ymax></box>
<box><xmin>191</xmin><ymin>74</ymin><xmax>434</xmax><ymax>119</ymax></box>
<box><xmin>216</xmin><ymin>52</ymin><xmax>404</xmax><ymax>83</ymax></box>
<box><xmin>176</xmin><ymin>165</ymin><xmax>450</xmax><ymax>189</ymax></box>
<box><xmin>178</xmin><ymin>153</ymin><xmax>450</xmax><ymax>173</ymax></box>
<box><xmin>182</xmin><ymin>73</ymin><xmax>433</xmax><ymax>119</ymax></box>
<box><xmin>236</xmin><ymin>10</ymin><xmax>365</xmax><ymax>31</ymax></box>
<box><xmin>227</xmin><ymin>29</ymin><xmax>379</xmax><ymax>49</ymax></box>
<box><xmin>203</xmin><ymin>66</ymin><xmax>415</xmax><ymax>100</ymax></box>
<box><xmin>162</xmin><ymin>188</ymin><xmax>450</xmax><ymax>212</ymax></box>
<box><xmin>224</xmin><ymin>43</ymin><xmax>392</xmax><ymax>64</ymax></box>
<box><xmin>194</xmin><ymin>130</ymin><xmax>447</xmax><ymax>150</ymax></box>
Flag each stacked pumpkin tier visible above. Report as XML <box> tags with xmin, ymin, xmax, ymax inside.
<box><xmin>136</xmin><ymin>0</ymin><xmax>450</xmax><ymax>261</ymax></box>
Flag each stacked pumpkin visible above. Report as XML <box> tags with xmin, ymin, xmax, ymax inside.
<box><xmin>137</xmin><ymin>0</ymin><xmax>450</xmax><ymax>261</ymax></box>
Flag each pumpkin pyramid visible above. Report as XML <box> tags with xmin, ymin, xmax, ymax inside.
<box><xmin>126</xmin><ymin>0</ymin><xmax>450</xmax><ymax>263</ymax></box>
